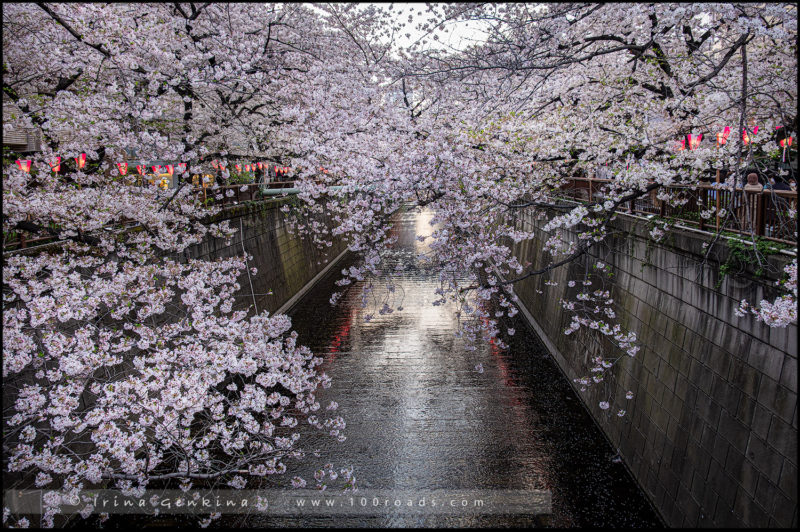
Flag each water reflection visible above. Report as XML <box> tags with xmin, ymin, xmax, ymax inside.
<box><xmin>252</xmin><ymin>206</ymin><xmax>661</xmax><ymax>527</ymax></box>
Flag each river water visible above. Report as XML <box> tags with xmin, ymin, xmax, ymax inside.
<box><xmin>241</xmin><ymin>207</ymin><xmax>662</xmax><ymax>527</ymax></box>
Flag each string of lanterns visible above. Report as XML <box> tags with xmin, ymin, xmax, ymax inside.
<box><xmin>674</xmin><ymin>126</ymin><xmax>795</xmax><ymax>152</ymax></box>
<box><xmin>12</xmin><ymin>154</ymin><xmax>294</xmax><ymax>180</ymax></box>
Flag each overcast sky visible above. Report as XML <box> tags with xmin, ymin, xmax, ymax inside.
<box><xmin>387</xmin><ymin>3</ymin><xmax>490</xmax><ymax>52</ymax></box>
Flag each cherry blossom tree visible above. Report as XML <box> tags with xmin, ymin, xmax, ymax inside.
<box><xmin>2</xmin><ymin>2</ymin><xmax>797</xmax><ymax>527</ymax></box>
<box><xmin>282</xmin><ymin>3</ymin><xmax>797</xmax><ymax>412</ymax></box>
<box><xmin>3</xmin><ymin>3</ymin><xmax>371</xmax><ymax>527</ymax></box>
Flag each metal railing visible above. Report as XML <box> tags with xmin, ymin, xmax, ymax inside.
<box><xmin>193</xmin><ymin>181</ymin><xmax>296</xmax><ymax>207</ymax></box>
<box><xmin>3</xmin><ymin>181</ymin><xmax>298</xmax><ymax>252</ymax></box>
<box><xmin>556</xmin><ymin>177</ymin><xmax>797</xmax><ymax>245</ymax></box>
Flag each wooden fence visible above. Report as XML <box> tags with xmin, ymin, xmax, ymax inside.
<box><xmin>558</xmin><ymin>177</ymin><xmax>797</xmax><ymax>245</ymax></box>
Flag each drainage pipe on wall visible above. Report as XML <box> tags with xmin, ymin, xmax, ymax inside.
<box><xmin>259</xmin><ymin>185</ymin><xmax>346</xmax><ymax>196</ymax></box>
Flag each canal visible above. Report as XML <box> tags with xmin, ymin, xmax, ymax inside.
<box><xmin>244</xmin><ymin>207</ymin><xmax>662</xmax><ymax>527</ymax></box>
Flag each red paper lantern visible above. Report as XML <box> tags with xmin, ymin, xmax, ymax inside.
<box><xmin>50</xmin><ymin>157</ymin><xmax>61</xmax><ymax>172</ymax></box>
<box><xmin>742</xmin><ymin>126</ymin><xmax>758</xmax><ymax>145</ymax></box>
<box><xmin>16</xmin><ymin>160</ymin><xmax>32</xmax><ymax>173</ymax></box>
<box><xmin>235</xmin><ymin>164</ymin><xmax>241</xmax><ymax>172</ymax></box>
<box><xmin>117</xmin><ymin>162</ymin><xmax>128</xmax><ymax>175</ymax></box>
<box><xmin>152</xmin><ymin>165</ymin><xmax>162</xmax><ymax>174</ymax></box>
<box><xmin>258</xmin><ymin>162</ymin><xmax>263</xmax><ymax>170</ymax></box>
<box><xmin>165</xmin><ymin>165</ymin><xmax>174</xmax><ymax>176</ymax></box>
<box><xmin>717</xmin><ymin>127</ymin><xmax>731</xmax><ymax>147</ymax></box>
<box><xmin>780</xmin><ymin>137</ymin><xmax>794</xmax><ymax>148</ymax></box>
<box><xmin>178</xmin><ymin>163</ymin><xmax>187</xmax><ymax>173</ymax></box>
<box><xmin>75</xmin><ymin>153</ymin><xmax>87</xmax><ymax>169</ymax></box>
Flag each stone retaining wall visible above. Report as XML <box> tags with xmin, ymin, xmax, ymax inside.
<box><xmin>181</xmin><ymin>196</ymin><xmax>348</xmax><ymax>315</ymax></box>
<box><xmin>508</xmin><ymin>208</ymin><xmax>797</xmax><ymax>528</ymax></box>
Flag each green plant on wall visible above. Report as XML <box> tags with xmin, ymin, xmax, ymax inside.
<box><xmin>716</xmin><ymin>234</ymin><xmax>792</xmax><ymax>288</ymax></box>
<box><xmin>226</xmin><ymin>171</ymin><xmax>255</xmax><ymax>185</ymax></box>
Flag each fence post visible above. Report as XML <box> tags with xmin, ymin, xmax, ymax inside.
<box><xmin>588</xmin><ymin>178</ymin><xmax>593</xmax><ymax>203</ymax></box>
<box><xmin>715</xmin><ymin>170</ymin><xmax>721</xmax><ymax>230</ymax></box>
<box><xmin>756</xmin><ymin>192</ymin><xmax>766</xmax><ymax>236</ymax></box>
<box><xmin>699</xmin><ymin>187</ymin><xmax>708</xmax><ymax>231</ymax></box>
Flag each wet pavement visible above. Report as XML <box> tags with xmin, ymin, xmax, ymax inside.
<box><xmin>242</xmin><ymin>207</ymin><xmax>663</xmax><ymax>527</ymax></box>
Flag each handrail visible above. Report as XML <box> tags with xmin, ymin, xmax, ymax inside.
<box><xmin>2</xmin><ymin>180</ymin><xmax>337</xmax><ymax>252</ymax></box>
<box><xmin>7</xmin><ymin>176</ymin><xmax>795</xmax><ymax>252</ymax></box>
<box><xmin>554</xmin><ymin>176</ymin><xmax>797</xmax><ymax>245</ymax></box>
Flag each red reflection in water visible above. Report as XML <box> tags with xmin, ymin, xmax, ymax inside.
<box><xmin>322</xmin><ymin>307</ymin><xmax>355</xmax><ymax>368</ymax></box>
<box><xmin>483</xmin><ymin>316</ymin><xmax>524</xmax><ymax>410</ymax></box>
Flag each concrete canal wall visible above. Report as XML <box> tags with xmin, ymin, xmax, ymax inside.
<box><xmin>3</xmin><ymin>196</ymin><xmax>348</xmax><ymax>506</ymax></box>
<box><xmin>507</xmin><ymin>209</ymin><xmax>797</xmax><ymax>528</ymax></box>
<box><xmin>181</xmin><ymin>196</ymin><xmax>348</xmax><ymax>315</ymax></box>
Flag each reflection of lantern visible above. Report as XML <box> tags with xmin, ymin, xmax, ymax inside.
<box><xmin>117</xmin><ymin>162</ymin><xmax>128</xmax><ymax>175</ymax></box>
<box><xmin>235</xmin><ymin>164</ymin><xmax>241</xmax><ymax>172</ymax></box>
<box><xmin>75</xmin><ymin>153</ymin><xmax>87</xmax><ymax>169</ymax></box>
<box><xmin>245</xmin><ymin>165</ymin><xmax>250</xmax><ymax>172</ymax></box>
<box><xmin>50</xmin><ymin>157</ymin><xmax>61</xmax><ymax>172</ymax></box>
<box><xmin>16</xmin><ymin>160</ymin><xmax>32</xmax><ymax>172</ymax></box>
<box><xmin>258</xmin><ymin>162</ymin><xmax>263</xmax><ymax>170</ymax></box>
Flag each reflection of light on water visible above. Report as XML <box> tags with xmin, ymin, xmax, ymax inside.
<box><xmin>263</xmin><ymin>207</ymin><xmax>660</xmax><ymax>527</ymax></box>
<box><xmin>414</xmin><ymin>208</ymin><xmax>436</xmax><ymax>254</ymax></box>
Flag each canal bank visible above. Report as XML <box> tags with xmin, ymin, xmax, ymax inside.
<box><xmin>506</xmin><ymin>206</ymin><xmax>798</xmax><ymax>528</ymax></box>
<box><xmin>240</xmin><ymin>207</ymin><xmax>661</xmax><ymax>527</ymax></box>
